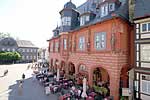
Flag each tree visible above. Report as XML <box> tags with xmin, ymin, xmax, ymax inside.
<box><xmin>0</xmin><ymin>32</ymin><xmax>11</xmax><ymax>38</ymax></box>
<box><xmin>0</xmin><ymin>51</ymin><xmax>21</xmax><ymax>64</ymax></box>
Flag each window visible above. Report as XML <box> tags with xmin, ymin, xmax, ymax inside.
<box><xmin>140</xmin><ymin>44</ymin><xmax>150</xmax><ymax>63</ymax></box>
<box><xmin>7</xmin><ymin>48</ymin><xmax>10</xmax><ymax>51</ymax></box>
<box><xmin>34</xmin><ymin>56</ymin><xmax>36</xmax><ymax>59</ymax></box>
<box><xmin>61</xmin><ymin>16</ymin><xmax>71</xmax><ymax>26</ymax></box>
<box><xmin>22</xmin><ymin>49</ymin><xmax>25</xmax><ymax>52</ymax></box>
<box><xmin>80</xmin><ymin>15</ymin><xmax>90</xmax><ymax>26</ymax></box>
<box><xmin>95</xmin><ymin>32</ymin><xmax>106</xmax><ymax>50</ymax></box>
<box><xmin>30</xmin><ymin>49</ymin><xmax>33</xmax><ymax>52</ymax></box>
<box><xmin>34</xmin><ymin>49</ymin><xmax>36</xmax><ymax>52</ymax></box>
<box><xmin>50</xmin><ymin>43</ymin><xmax>53</xmax><ymax>52</ymax></box>
<box><xmin>22</xmin><ymin>56</ymin><xmax>25</xmax><ymax>59</ymax></box>
<box><xmin>30</xmin><ymin>56</ymin><xmax>32</xmax><ymax>59</ymax></box>
<box><xmin>141</xmin><ymin>74</ymin><xmax>150</xmax><ymax>95</ymax></box>
<box><xmin>27</xmin><ymin>49</ymin><xmax>29</xmax><ymax>52</ymax></box>
<box><xmin>141</xmin><ymin>22</ymin><xmax>150</xmax><ymax>33</ymax></box>
<box><xmin>64</xmin><ymin>39</ymin><xmax>67</xmax><ymax>50</ymax></box>
<box><xmin>79</xmin><ymin>65</ymin><xmax>87</xmax><ymax>71</ymax></box>
<box><xmin>79</xmin><ymin>36</ymin><xmax>85</xmax><ymax>50</ymax></box>
<box><xmin>12</xmin><ymin>48</ymin><xmax>15</xmax><ymax>52</ymax></box>
<box><xmin>109</xmin><ymin>3</ymin><xmax>115</xmax><ymax>11</ymax></box>
<box><xmin>101</xmin><ymin>3</ymin><xmax>108</xmax><ymax>17</ymax></box>
<box><xmin>2</xmin><ymin>48</ymin><xmax>5</xmax><ymax>51</ymax></box>
<box><xmin>55</xmin><ymin>42</ymin><xmax>59</xmax><ymax>52</ymax></box>
<box><xmin>26</xmin><ymin>56</ymin><xmax>29</xmax><ymax>59</ymax></box>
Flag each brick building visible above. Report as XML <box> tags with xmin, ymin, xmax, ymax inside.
<box><xmin>48</xmin><ymin>0</ymin><xmax>134</xmax><ymax>99</ymax></box>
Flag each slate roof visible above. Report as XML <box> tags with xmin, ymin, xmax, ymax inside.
<box><xmin>134</xmin><ymin>0</ymin><xmax>150</xmax><ymax>19</ymax></box>
<box><xmin>16</xmin><ymin>40</ymin><xmax>37</xmax><ymax>48</ymax></box>
<box><xmin>70</xmin><ymin>0</ymin><xmax>129</xmax><ymax>32</ymax></box>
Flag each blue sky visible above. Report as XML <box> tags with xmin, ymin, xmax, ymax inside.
<box><xmin>0</xmin><ymin>0</ymin><xmax>86</xmax><ymax>48</ymax></box>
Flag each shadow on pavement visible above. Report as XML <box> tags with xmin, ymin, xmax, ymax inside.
<box><xmin>7</xmin><ymin>77</ymin><xmax>58</xmax><ymax>100</ymax></box>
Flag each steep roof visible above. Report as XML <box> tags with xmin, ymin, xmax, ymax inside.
<box><xmin>70</xmin><ymin>0</ymin><xmax>129</xmax><ymax>32</ymax></box>
<box><xmin>16</xmin><ymin>40</ymin><xmax>38</xmax><ymax>48</ymax></box>
<box><xmin>134</xmin><ymin>0</ymin><xmax>150</xmax><ymax>19</ymax></box>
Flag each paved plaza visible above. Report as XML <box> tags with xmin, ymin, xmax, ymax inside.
<box><xmin>0</xmin><ymin>63</ymin><xmax>57</xmax><ymax>100</ymax></box>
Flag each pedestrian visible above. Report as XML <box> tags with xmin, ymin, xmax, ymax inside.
<box><xmin>27</xmin><ymin>64</ymin><xmax>30</xmax><ymax>70</ymax></box>
<box><xmin>3</xmin><ymin>69</ymin><xmax>8</xmax><ymax>76</ymax></box>
<box><xmin>22</xmin><ymin>73</ymin><xmax>25</xmax><ymax>81</ymax></box>
<box><xmin>18</xmin><ymin>80</ymin><xmax>23</xmax><ymax>96</ymax></box>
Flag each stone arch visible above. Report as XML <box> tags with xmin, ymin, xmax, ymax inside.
<box><xmin>92</xmin><ymin>66</ymin><xmax>110</xmax><ymax>86</ymax></box>
<box><xmin>68</xmin><ymin>62</ymin><xmax>76</xmax><ymax>75</ymax></box>
<box><xmin>120</xmin><ymin>65</ymin><xmax>129</xmax><ymax>88</ymax></box>
<box><xmin>76</xmin><ymin>63</ymin><xmax>89</xmax><ymax>85</ymax></box>
<box><xmin>60</xmin><ymin>60</ymin><xmax>65</xmax><ymax>71</ymax></box>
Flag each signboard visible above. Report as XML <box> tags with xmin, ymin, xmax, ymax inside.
<box><xmin>122</xmin><ymin>88</ymin><xmax>131</xmax><ymax>96</ymax></box>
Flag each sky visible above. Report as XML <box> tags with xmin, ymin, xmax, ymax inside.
<box><xmin>0</xmin><ymin>0</ymin><xmax>86</xmax><ymax>48</ymax></box>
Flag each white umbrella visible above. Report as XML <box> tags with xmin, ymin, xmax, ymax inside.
<box><xmin>81</xmin><ymin>77</ymin><xmax>87</xmax><ymax>98</ymax></box>
<box><xmin>56</xmin><ymin>68</ymin><xmax>60</xmax><ymax>81</ymax></box>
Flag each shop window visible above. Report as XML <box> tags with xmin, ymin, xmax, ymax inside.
<box><xmin>79</xmin><ymin>65</ymin><xmax>87</xmax><ymax>71</ymax></box>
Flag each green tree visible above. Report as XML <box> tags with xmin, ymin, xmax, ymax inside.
<box><xmin>0</xmin><ymin>32</ymin><xmax>11</xmax><ymax>38</ymax></box>
<box><xmin>0</xmin><ymin>51</ymin><xmax>21</xmax><ymax>64</ymax></box>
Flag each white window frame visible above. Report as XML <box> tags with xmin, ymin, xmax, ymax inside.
<box><xmin>141</xmin><ymin>22</ymin><xmax>150</xmax><ymax>33</ymax></box>
<box><xmin>55</xmin><ymin>42</ymin><xmax>59</xmax><ymax>52</ymax></box>
<box><xmin>61</xmin><ymin>16</ymin><xmax>71</xmax><ymax>26</ymax></box>
<box><xmin>64</xmin><ymin>39</ymin><xmax>67</xmax><ymax>50</ymax></box>
<box><xmin>80</xmin><ymin>15</ymin><xmax>90</xmax><ymax>26</ymax></box>
<box><xmin>141</xmin><ymin>74</ymin><xmax>150</xmax><ymax>95</ymax></box>
<box><xmin>109</xmin><ymin>3</ymin><xmax>115</xmax><ymax>11</ymax></box>
<box><xmin>140</xmin><ymin>44</ymin><xmax>150</xmax><ymax>63</ymax></box>
<box><xmin>101</xmin><ymin>3</ymin><xmax>108</xmax><ymax>17</ymax></box>
<box><xmin>79</xmin><ymin>36</ymin><xmax>85</xmax><ymax>51</ymax></box>
<box><xmin>95</xmin><ymin>32</ymin><xmax>106</xmax><ymax>50</ymax></box>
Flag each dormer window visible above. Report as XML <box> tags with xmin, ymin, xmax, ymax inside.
<box><xmin>101</xmin><ymin>3</ymin><xmax>108</xmax><ymax>17</ymax></box>
<box><xmin>109</xmin><ymin>3</ymin><xmax>115</xmax><ymax>11</ymax></box>
<box><xmin>80</xmin><ymin>15</ymin><xmax>90</xmax><ymax>26</ymax></box>
<box><xmin>61</xmin><ymin>16</ymin><xmax>71</xmax><ymax>26</ymax></box>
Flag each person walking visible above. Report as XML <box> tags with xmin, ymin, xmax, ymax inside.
<box><xmin>22</xmin><ymin>73</ymin><xmax>25</xmax><ymax>81</ymax></box>
<box><xmin>3</xmin><ymin>69</ymin><xmax>8</xmax><ymax>76</ymax></box>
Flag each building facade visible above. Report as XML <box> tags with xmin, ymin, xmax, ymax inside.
<box><xmin>48</xmin><ymin>0</ymin><xmax>134</xmax><ymax>100</ymax></box>
<box><xmin>134</xmin><ymin>0</ymin><xmax>150</xmax><ymax>99</ymax></box>
<box><xmin>0</xmin><ymin>37</ymin><xmax>38</xmax><ymax>63</ymax></box>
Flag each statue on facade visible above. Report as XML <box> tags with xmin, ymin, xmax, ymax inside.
<box><xmin>110</xmin><ymin>33</ymin><xmax>116</xmax><ymax>52</ymax></box>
